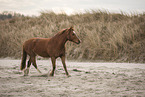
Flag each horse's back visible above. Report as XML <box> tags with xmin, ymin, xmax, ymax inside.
<box><xmin>23</xmin><ymin>38</ymin><xmax>41</xmax><ymax>49</ymax></box>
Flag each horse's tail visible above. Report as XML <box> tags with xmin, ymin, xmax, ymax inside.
<box><xmin>20</xmin><ymin>48</ymin><xmax>27</xmax><ymax>70</ymax></box>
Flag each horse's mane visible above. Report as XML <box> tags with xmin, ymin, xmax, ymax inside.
<box><xmin>56</xmin><ymin>27</ymin><xmax>74</xmax><ymax>35</ymax></box>
<box><xmin>59</xmin><ymin>29</ymin><xmax>67</xmax><ymax>34</ymax></box>
<box><xmin>54</xmin><ymin>29</ymin><xmax>67</xmax><ymax>37</ymax></box>
<box><xmin>53</xmin><ymin>27</ymin><xmax>73</xmax><ymax>38</ymax></box>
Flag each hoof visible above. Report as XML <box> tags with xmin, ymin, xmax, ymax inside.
<box><xmin>24</xmin><ymin>69</ymin><xmax>29</xmax><ymax>76</ymax></box>
<box><xmin>24</xmin><ymin>74</ymin><xmax>28</xmax><ymax>76</ymax></box>
<box><xmin>67</xmin><ymin>75</ymin><xmax>71</xmax><ymax>77</ymax></box>
<box><xmin>37</xmin><ymin>69</ymin><xmax>42</xmax><ymax>74</ymax></box>
<box><xmin>49</xmin><ymin>74</ymin><xmax>54</xmax><ymax>77</ymax></box>
<box><xmin>40</xmin><ymin>73</ymin><xmax>49</xmax><ymax>77</ymax></box>
<box><xmin>49</xmin><ymin>72</ymin><xmax>54</xmax><ymax>76</ymax></box>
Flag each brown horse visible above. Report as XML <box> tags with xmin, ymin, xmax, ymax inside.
<box><xmin>20</xmin><ymin>27</ymin><xmax>81</xmax><ymax>77</ymax></box>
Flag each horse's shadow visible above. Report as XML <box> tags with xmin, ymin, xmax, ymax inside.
<box><xmin>30</xmin><ymin>73</ymin><xmax>49</xmax><ymax>77</ymax></box>
<box><xmin>20</xmin><ymin>73</ymin><xmax>49</xmax><ymax>77</ymax></box>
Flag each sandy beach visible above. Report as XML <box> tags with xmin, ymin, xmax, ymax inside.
<box><xmin>0</xmin><ymin>59</ymin><xmax>145</xmax><ymax>97</ymax></box>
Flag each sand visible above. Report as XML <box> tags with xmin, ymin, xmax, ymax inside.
<box><xmin>0</xmin><ymin>59</ymin><xmax>145</xmax><ymax>97</ymax></box>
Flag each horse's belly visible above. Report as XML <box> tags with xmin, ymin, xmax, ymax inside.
<box><xmin>36</xmin><ymin>51</ymin><xmax>50</xmax><ymax>57</ymax></box>
<box><xmin>33</xmin><ymin>47</ymin><xmax>50</xmax><ymax>57</ymax></box>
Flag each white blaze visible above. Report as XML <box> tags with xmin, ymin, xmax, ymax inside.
<box><xmin>73</xmin><ymin>31</ymin><xmax>79</xmax><ymax>39</ymax></box>
<box><xmin>73</xmin><ymin>31</ymin><xmax>76</xmax><ymax>34</ymax></box>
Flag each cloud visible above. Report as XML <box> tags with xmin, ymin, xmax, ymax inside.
<box><xmin>0</xmin><ymin>0</ymin><xmax>145</xmax><ymax>16</ymax></box>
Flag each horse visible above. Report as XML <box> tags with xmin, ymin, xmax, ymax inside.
<box><xmin>20</xmin><ymin>27</ymin><xmax>81</xmax><ymax>77</ymax></box>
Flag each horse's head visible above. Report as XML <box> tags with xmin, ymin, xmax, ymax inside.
<box><xmin>66</xmin><ymin>27</ymin><xmax>81</xmax><ymax>44</ymax></box>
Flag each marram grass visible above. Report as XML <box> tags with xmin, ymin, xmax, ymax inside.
<box><xmin>0</xmin><ymin>10</ymin><xmax>144</xmax><ymax>63</ymax></box>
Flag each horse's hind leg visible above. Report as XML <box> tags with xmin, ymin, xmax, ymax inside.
<box><xmin>31</xmin><ymin>56</ymin><xmax>42</xmax><ymax>73</ymax></box>
<box><xmin>24</xmin><ymin>58</ymin><xmax>31</xmax><ymax>76</ymax></box>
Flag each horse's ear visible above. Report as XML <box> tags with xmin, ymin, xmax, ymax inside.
<box><xmin>67</xmin><ymin>26</ymin><xmax>73</xmax><ymax>35</ymax></box>
<box><xmin>69</xmin><ymin>26</ymin><xmax>74</xmax><ymax>30</ymax></box>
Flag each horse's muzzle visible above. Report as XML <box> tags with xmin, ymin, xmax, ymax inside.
<box><xmin>77</xmin><ymin>39</ymin><xmax>81</xmax><ymax>44</ymax></box>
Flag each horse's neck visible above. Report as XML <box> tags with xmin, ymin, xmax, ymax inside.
<box><xmin>51</xmin><ymin>32</ymin><xmax>68</xmax><ymax>46</ymax></box>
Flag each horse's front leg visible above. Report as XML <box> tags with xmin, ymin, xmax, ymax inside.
<box><xmin>61</xmin><ymin>56</ymin><xmax>71</xmax><ymax>77</ymax></box>
<box><xmin>50</xmin><ymin>57</ymin><xmax>56</xmax><ymax>76</ymax></box>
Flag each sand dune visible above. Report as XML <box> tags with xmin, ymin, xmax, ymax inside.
<box><xmin>0</xmin><ymin>59</ymin><xmax>145</xmax><ymax>97</ymax></box>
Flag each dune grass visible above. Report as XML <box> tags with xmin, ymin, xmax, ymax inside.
<box><xmin>0</xmin><ymin>10</ymin><xmax>144</xmax><ymax>63</ymax></box>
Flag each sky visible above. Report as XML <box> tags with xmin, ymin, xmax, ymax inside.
<box><xmin>0</xmin><ymin>0</ymin><xmax>145</xmax><ymax>16</ymax></box>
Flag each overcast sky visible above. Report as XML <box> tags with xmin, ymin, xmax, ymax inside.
<box><xmin>0</xmin><ymin>0</ymin><xmax>145</xmax><ymax>16</ymax></box>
